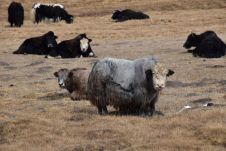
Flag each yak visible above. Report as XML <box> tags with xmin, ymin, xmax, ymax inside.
<box><xmin>183</xmin><ymin>31</ymin><xmax>226</xmax><ymax>58</ymax></box>
<box><xmin>13</xmin><ymin>31</ymin><xmax>58</xmax><ymax>55</ymax></box>
<box><xmin>8</xmin><ymin>2</ymin><xmax>24</xmax><ymax>27</ymax></box>
<box><xmin>54</xmin><ymin>68</ymin><xmax>90</xmax><ymax>100</ymax></box>
<box><xmin>87</xmin><ymin>56</ymin><xmax>174</xmax><ymax>115</ymax></box>
<box><xmin>112</xmin><ymin>9</ymin><xmax>149</xmax><ymax>22</ymax></box>
<box><xmin>49</xmin><ymin>33</ymin><xmax>95</xmax><ymax>58</ymax></box>
<box><xmin>31</xmin><ymin>3</ymin><xmax>73</xmax><ymax>24</ymax></box>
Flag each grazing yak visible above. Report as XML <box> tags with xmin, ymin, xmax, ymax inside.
<box><xmin>31</xmin><ymin>3</ymin><xmax>73</xmax><ymax>24</ymax></box>
<box><xmin>13</xmin><ymin>31</ymin><xmax>58</xmax><ymax>55</ymax></box>
<box><xmin>8</xmin><ymin>2</ymin><xmax>24</xmax><ymax>27</ymax></box>
<box><xmin>54</xmin><ymin>68</ymin><xmax>90</xmax><ymax>100</ymax></box>
<box><xmin>183</xmin><ymin>31</ymin><xmax>226</xmax><ymax>58</ymax></box>
<box><xmin>87</xmin><ymin>56</ymin><xmax>174</xmax><ymax>115</ymax></box>
<box><xmin>112</xmin><ymin>9</ymin><xmax>149</xmax><ymax>22</ymax></box>
<box><xmin>49</xmin><ymin>33</ymin><xmax>95</xmax><ymax>58</ymax></box>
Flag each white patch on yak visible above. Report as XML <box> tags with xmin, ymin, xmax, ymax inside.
<box><xmin>59</xmin><ymin>79</ymin><xmax>65</xmax><ymax>87</ymax></box>
<box><xmin>89</xmin><ymin>52</ymin><xmax>94</xmax><ymax>57</ymax></box>
<box><xmin>53</xmin><ymin>4</ymin><xmax>64</xmax><ymax>9</ymax></box>
<box><xmin>80</xmin><ymin>38</ymin><xmax>89</xmax><ymax>52</ymax></box>
<box><xmin>33</xmin><ymin>3</ymin><xmax>41</xmax><ymax>9</ymax></box>
<box><xmin>152</xmin><ymin>63</ymin><xmax>169</xmax><ymax>91</ymax></box>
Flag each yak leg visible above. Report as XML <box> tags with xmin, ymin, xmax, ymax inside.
<box><xmin>103</xmin><ymin>106</ymin><xmax>108</xmax><ymax>114</ymax></box>
<box><xmin>70</xmin><ymin>91</ymin><xmax>80</xmax><ymax>101</ymax></box>
<box><xmin>147</xmin><ymin>94</ymin><xmax>159</xmax><ymax>116</ymax></box>
<box><xmin>147</xmin><ymin>95</ymin><xmax>164</xmax><ymax>116</ymax></box>
<box><xmin>147</xmin><ymin>103</ymin><xmax>155</xmax><ymax>116</ymax></box>
<box><xmin>97</xmin><ymin>105</ymin><xmax>108</xmax><ymax>115</ymax></box>
<box><xmin>97</xmin><ymin>106</ymin><xmax>102</xmax><ymax>115</ymax></box>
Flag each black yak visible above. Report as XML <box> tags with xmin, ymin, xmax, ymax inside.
<box><xmin>8</xmin><ymin>2</ymin><xmax>24</xmax><ymax>27</ymax></box>
<box><xmin>13</xmin><ymin>31</ymin><xmax>58</xmax><ymax>55</ymax></box>
<box><xmin>112</xmin><ymin>9</ymin><xmax>149</xmax><ymax>22</ymax></box>
<box><xmin>183</xmin><ymin>31</ymin><xmax>226</xmax><ymax>58</ymax></box>
<box><xmin>31</xmin><ymin>3</ymin><xmax>73</xmax><ymax>24</ymax></box>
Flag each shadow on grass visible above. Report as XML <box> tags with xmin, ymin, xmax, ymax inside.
<box><xmin>38</xmin><ymin>92</ymin><xmax>69</xmax><ymax>101</ymax></box>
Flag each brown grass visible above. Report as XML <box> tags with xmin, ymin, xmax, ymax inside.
<box><xmin>0</xmin><ymin>0</ymin><xmax>226</xmax><ymax>150</ymax></box>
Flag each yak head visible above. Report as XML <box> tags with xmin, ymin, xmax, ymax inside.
<box><xmin>65</xmin><ymin>14</ymin><xmax>74</xmax><ymax>24</ymax></box>
<box><xmin>112</xmin><ymin>10</ymin><xmax>121</xmax><ymax>20</ymax></box>
<box><xmin>78</xmin><ymin>33</ymin><xmax>95</xmax><ymax>57</ymax></box>
<box><xmin>146</xmin><ymin>63</ymin><xmax>174</xmax><ymax>91</ymax></box>
<box><xmin>54</xmin><ymin>68</ymin><xmax>70</xmax><ymax>88</ymax></box>
<box><xmin>183</xmin><ymin>32</ymin><xmax>199</xmax><ymax>49</ymax></box>
<box><xmin>43</xmin><ymin>31</ymin><xmax>58</xmax><ymax>48</ymax></box>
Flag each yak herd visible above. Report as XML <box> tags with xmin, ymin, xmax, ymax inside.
<box><xmin>6</xmin><ymin>1</ymin><xmax>226</xmax><ymax>116</ymax></box>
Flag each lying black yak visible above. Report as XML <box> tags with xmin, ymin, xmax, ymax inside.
<box><xmin>13</xmin><ymin>31</ymin><xmax>58</xmax><ymax>55</ymax></box>
<box><xmin>183</xmin><ymin>31</ymin><xmax>226</xmax><ymax>58</ymax></box>
<box><xmin>49</xmin><ymin>33</ymin><xmax>95</xmax><ymax>58</ymax></box>
<box><xmin>112</xmin><ymin>9</ymin><xmax>149</xmax><ymax>22</ymax></box>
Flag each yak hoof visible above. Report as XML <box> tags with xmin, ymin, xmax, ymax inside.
<box><xmin>151</xmin><ymin>110</ymin><xmax>164</xmax><ymax>116</ymax></box>
<box><xmin>70</xmin><ymin>96</ymin><xmax>79</xmax><ymax>101</ymax></box>
<box><xmin>98</xmin><ymin>106</ymin><xmax>108</xmax><ymax>115</ymax></box>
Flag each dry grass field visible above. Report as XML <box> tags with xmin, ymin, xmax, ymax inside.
<box><xmin>0</xmin><ymin>0</ymin><xmax>226</xmax><ymax>151</ymax></box>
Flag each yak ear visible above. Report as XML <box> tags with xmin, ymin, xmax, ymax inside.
<box><xmin>191</xmin><ymin>32</ymin><xmax>197</xmax><ymax>37</ymax></box>
<box><xmin>167</xmin><ymin>69</ymin><xmax>175</xmax><ymax>77</ymax></box>
<box><xmin>54</xmin><ymin>36</ymin><xmax>58</xmax><ymax>39</ymax></box>
<box><xmin>113</xmin><ymin>10</ymin><xmax>119</xmax><ymax>13</ymax></box>
<box><xmin>54</xmin><ymin>72</ymin><xmax>58</xmax><ymax>77</ymax></box>
<box><xmin>83</xmin><ymin>33</ymin><xmax>86</xmax><ymax>37</ymax></box>
<box><xmin>88</xmin><ymin>38</ymin><xmax>92</xmax><ymax>43</ymax></box>
<box><xmin>145</xmin><ymin>69</ymin><xmax>153</xmax><ymax>81</ymax></box>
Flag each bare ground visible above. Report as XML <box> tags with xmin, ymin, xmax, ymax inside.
<box><xmin>0</xmin><ymin>0</ymin><xmax>226</xmax><ymax>151</ymax></box>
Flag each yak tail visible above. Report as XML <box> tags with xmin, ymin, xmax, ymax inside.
<box><xmin>145</xmin><ymin>14</ymin><xmax>150</xmax><ymax>19</ymax></box>
<box><xmin>30</xmin><ymin>8</ymin><xmax>36</xmax><ymax>23</ymax></box>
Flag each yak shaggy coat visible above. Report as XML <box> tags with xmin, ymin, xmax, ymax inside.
<box><xmin>54</xmin><ymin>68</ymin><xmax>90</xmax><ymax>101</ymax></box>
<box><xmin>87</xmin><ymin>56</ymin><xmax>174</xmax><ymax>115</ymax></box>
<box><xmin>8</xmin><ymin>2</ymin><xmax>24</xmax><ymax>27</ymax></box>
<box><xmin>65</xmin><ymin>68</ymin><xmax>90</xmax><ymax>100</ymax></box>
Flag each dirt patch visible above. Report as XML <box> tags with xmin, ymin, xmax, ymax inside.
<box><xmin>71</xmin><ymin>138</ymin><xmax>131</xmax><ymax>151</ymax></box>
<box><xmin>0</xmin><ymin>74</ymin><xmax>14</xmax><ymax>81</ymax></box>
<box><xmin>69</xmin><ymin>113</ymin><xmax>92</xmax><ymax>122</ymax></box>
<box><xmin>0</xmin><ymin>61</ymin><xmax>10</xmax><ymax>66</ymax></box>
<box><xmin>35</xmin><ymin>66</ymin><xmax>53</xmax><ymax>74</ymax></box>
<box><xmin>86</xmin><ymin>129</ymin><xmax>122</xmax><ymax>140</ymax></box>
<box><xmin>166</xmin><ymin>80</ymin><xmax>206</xmax><ymax>88</ymax></box>
<box><xmin>4</xmin><ymin>66</ymin><xmax>17</xmax><ymax>70</ymax></box>
<box><xmin>206</xmin><ymin>65</ymin><xmax>225</xmax><ymax>68</ymax></box>
<box><xmin>0</xmin><ymin>119</ymin><xmax>31</xmax><ymax>144</ymax></box>
<box><xmin>25</xmin><ymin>61</ymin><xmax>44</xmax><ymax>67</ymax></box>
<box><xmin>190</xmin><ymin>98</ymin><xmax>213</xmax><ymax>105</ymax></box>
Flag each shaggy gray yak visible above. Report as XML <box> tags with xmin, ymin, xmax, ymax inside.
<box><xmin>87</xmin><ymin>56</ymin><xmax>174</xmax><ymax>116</ymax></box>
